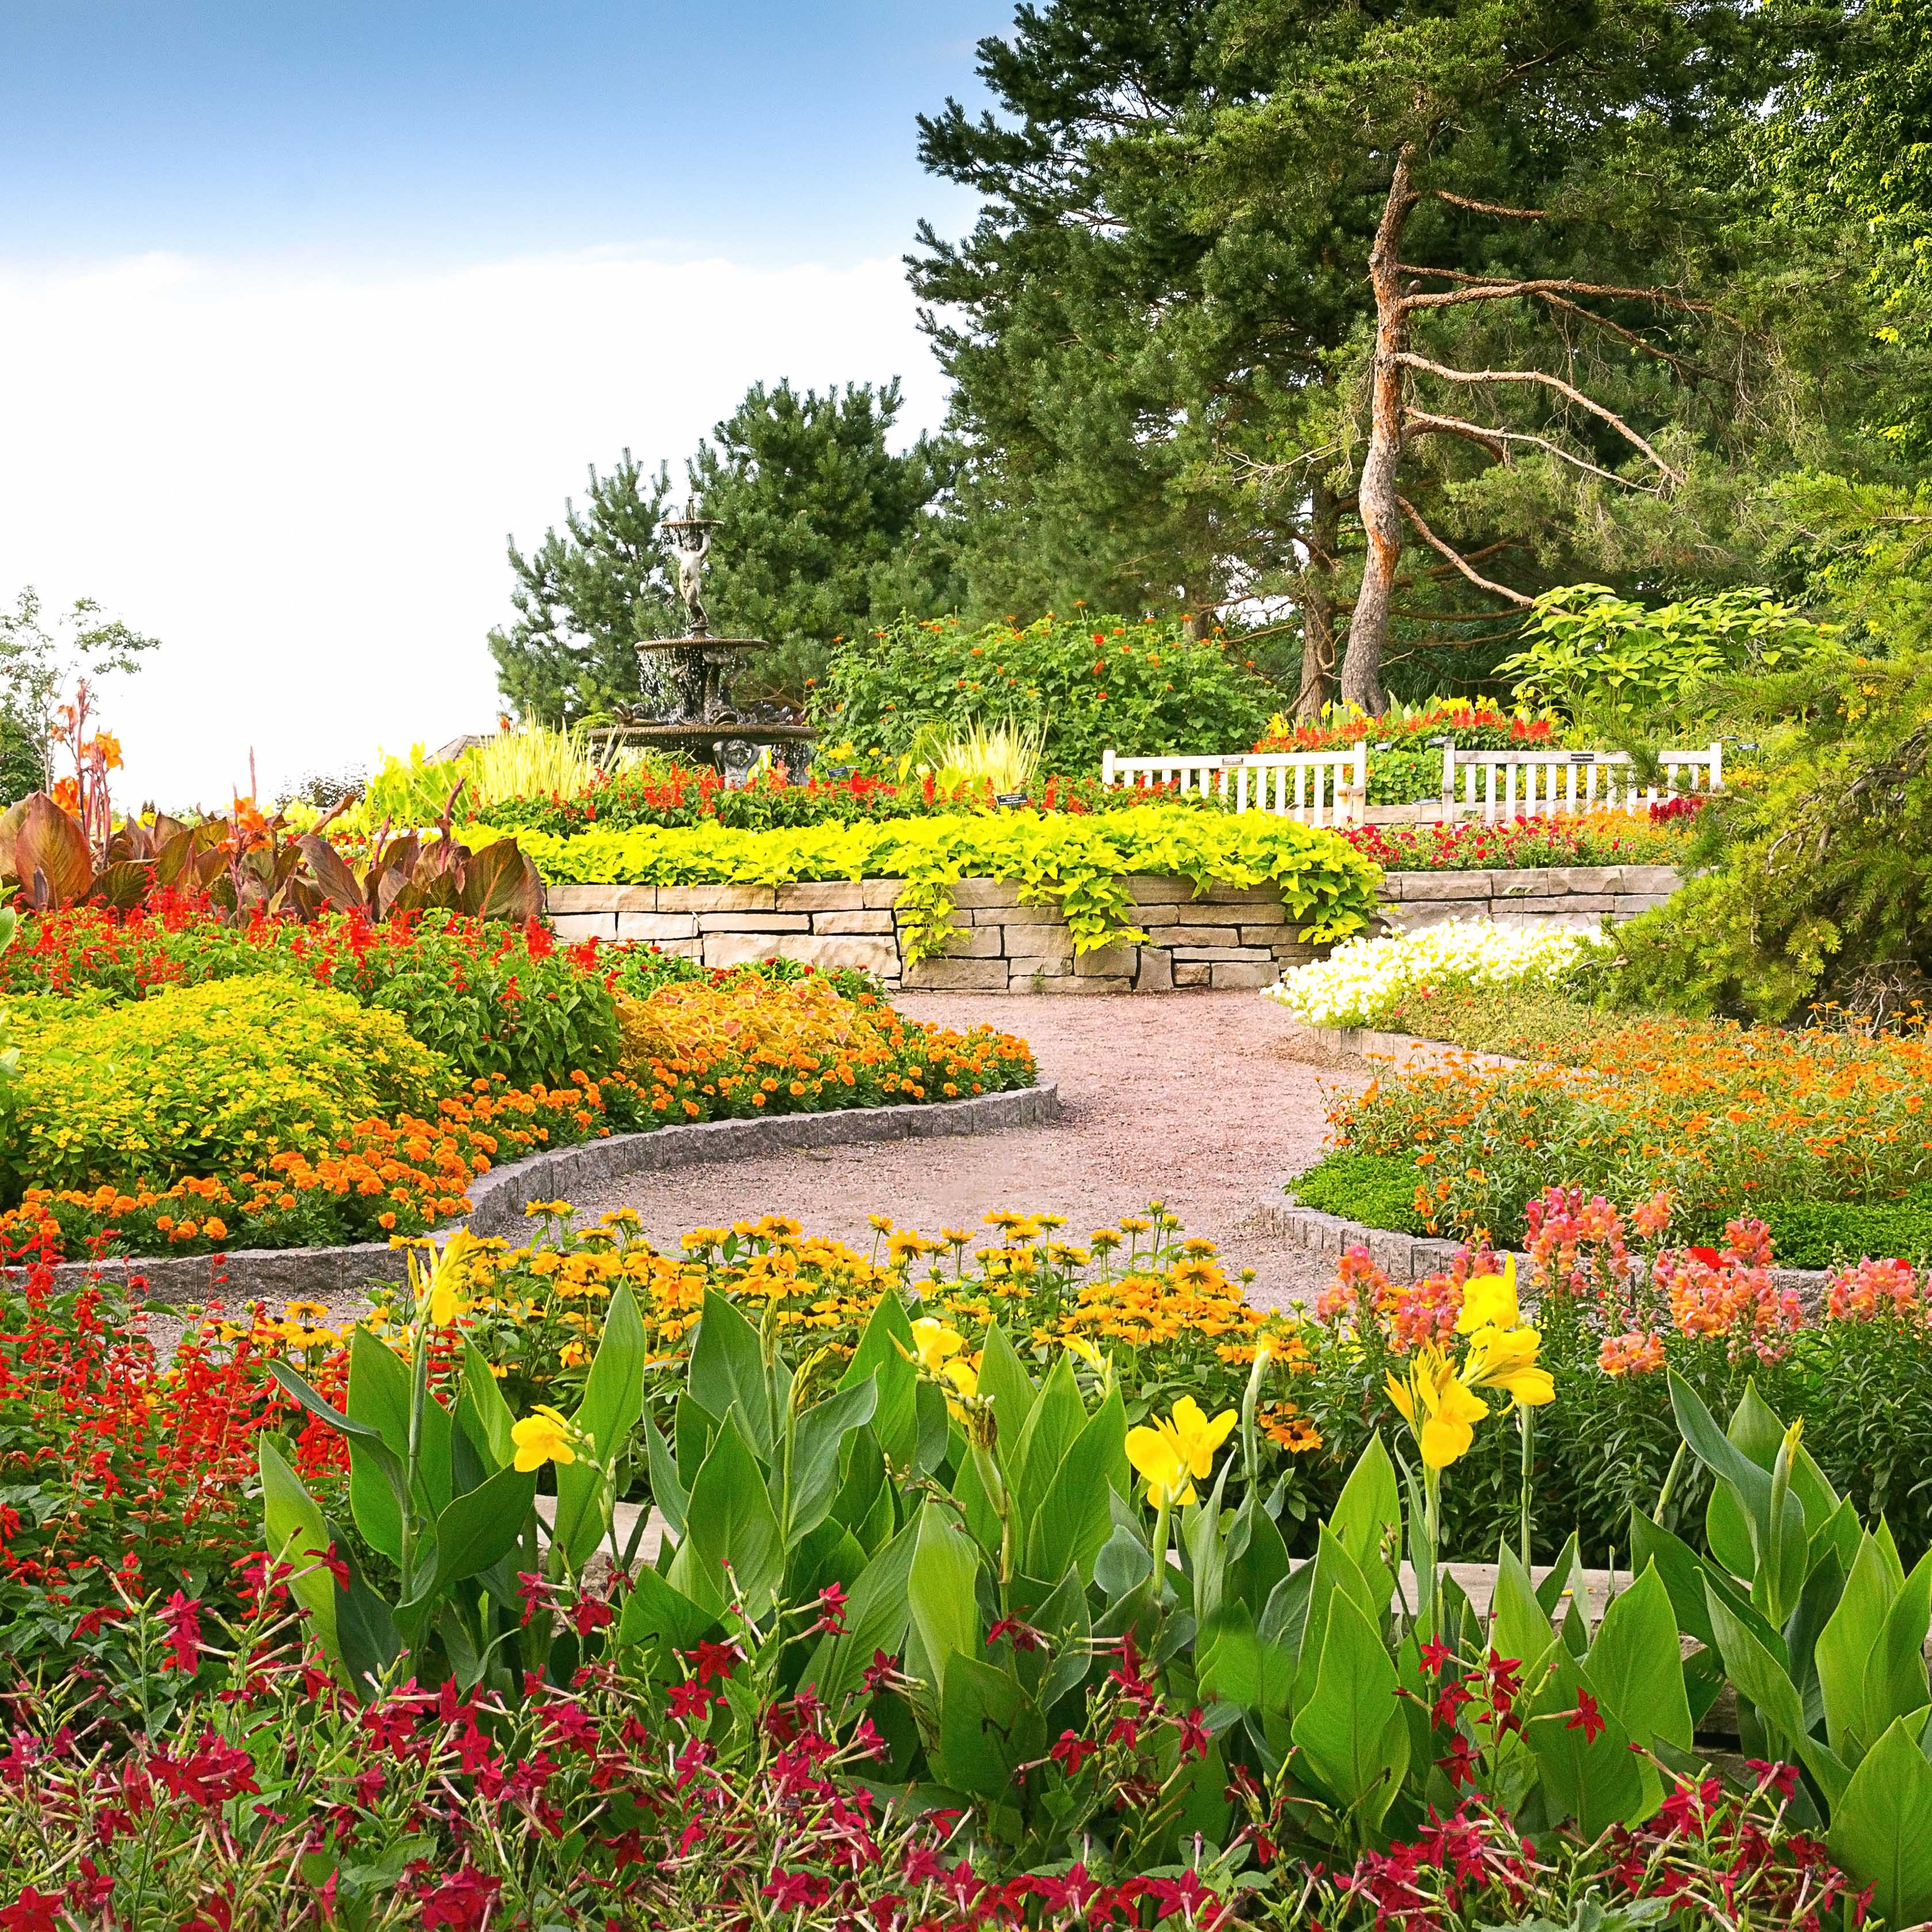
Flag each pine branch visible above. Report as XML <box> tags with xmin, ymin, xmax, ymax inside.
<box><xmin>1394</xmin><ymin>271</ymin><xmax>1716</xmax><ymax>319</ymax></box>
<box><xmin>1392</xmin><ymin>352</ymin><xmax>1686</xmax><ymax>483</ymax></box>
<box><xmin>1404</xmin><ymin>407</ymin><xmax>1664</xmax><ymax>490</ymax></box>
<box><xmin>1394</xmin><ymin>497</ymin><xmax>1536</xmax><ymax>608</ymax></box>
<box><xmin>1428</xmin><ymin>189</ymin><xmax>1547</xmax><ymax>220</ymax></box>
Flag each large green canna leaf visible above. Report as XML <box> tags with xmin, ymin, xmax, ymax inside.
<box><xmin>840</xmin><ymin>1295</ymin><xmax>919</xmax><ymax>1468</ymax></box>
<box><xmin>1328</xmin><ymin>1435</ymin><xmax>1400</xmax><ymax>1603</ymax></box>
<box><xmin>260</xmin><ymin>1437</ymin><xmax>341</xmax><ymax>1669</ymax></box>
<box><xmin>687</xmin><ymin>1412</ymin><xmax>784</xmax><ymax>1613</ymax></box>
<box><xmin>618</xmin><ymin>1567</ymin><xmax>718</xmax><ymax>1656</ymax></box>
<box><xmin>804</xmin><ymin>1516</ymin><xmax>921</xmax><ymax>1706</ymax></box>
<box><xmin>1025</xmin><ymin>1382</ymin><xmax>1127</xmax><ymax>1584</ymax></box>
<box><xmin>1289</xmin><ymin>1590</ymin><xmax>1409</xmax><ymax>1828</ymax></box>
<box><xmin>458</xmin><ymin>1338</ymin><xmax>517</xmax><ymax>1472</ymax></box>
<box><xmin>1528</xmin><ymin>1649</ymin><xmax>1648</xmax><ymax>1834</ymax></box>
<box><xmin>1291</xmin><ymin>1525</ymin><xmax>1380</xmax><ymax>1714</ymax></box>
<box><xmin>1012</xmin><ymin>1354</ymin><xmax>1086</xmax><ymax>1534</ymax></box>
<box><xmin>1706</xmin><ymin>1584</ymin><xmax>1849</xmax><ymax>1808</ymax></box>
<box><xmin>936</xmin><ymin>1652</ymin><xmax>1039</xmax><ymax>1800</ymax></box>
<box><xmin>1586</xmin><ymin>1563</ymin><xmax>1692</xmax><ymax>1754</ymax></box>
<box><xmin>908</xmin><ymin>1502</ymin><xmax>980</xmax><ymax>1689</ymax></box>
<box><xmin>429</xmin><ymin>1465</ymin><xmax>538</xmax><ymax>1590</ymax></box>
<box><xmin>1828</xmin><ymin>1715</ymin><xmax>1932</xmax><ymax>1927</ymax></box>
<box><xmin>1489</xmin><ymin>1544</ymin><xmax>1558</xmax><ymax>1688</ymax></box>
<box><xmin>554</xmin><ymin>1281</ymin><xmax>647</xmax><ymax>1567</ymax></box>
<box><xmin>1821</xmin><ymin>1543</ymin><xmax>1932</xmax><ymax>1766</ymax></box>
<box><xmin>785</xmin><ymin>1375</ymin><xmax>879</xmax><ymax>1548</ymax></box>
<box><xmin>973</xmin><ymin>1323</ymin><xmax>1037</xmax><ymax>1468</ymax></box>
<box><xmin>689</xmin><ymin>1289</ymin><xmax>773</xmax><ymax>1460</ymax></box>
<box><xmin>1817</xmin><ymin>1531</ymin><xmax>1902</xmax><ymax>1759</ymax></box>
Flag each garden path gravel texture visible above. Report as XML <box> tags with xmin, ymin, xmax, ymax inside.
<box><xmin>568</xmin><ymin>991</ymin><xmax>1365</xmax><ymax>1312</ymax></box>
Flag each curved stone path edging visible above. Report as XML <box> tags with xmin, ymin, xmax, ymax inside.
<box><xmin>21</xmin><ymin>1083</ymin><xmax>1062</xmax><ymax>1304</ymax></box>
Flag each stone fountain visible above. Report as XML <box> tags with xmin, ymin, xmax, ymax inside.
<box><xmin>612</xmin><ymin>501</ymin><xmax>817</xmax><ymax>780</ymax></box>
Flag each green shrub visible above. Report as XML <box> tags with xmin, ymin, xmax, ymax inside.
<box><xmin>812</xmin><ymin>611</ymin><xmax>1279</xmax><ymax>776</ymax></box>
<box><xmin>2</xmin><ymin>979</ymin><xmax>452</xmax><ymax>1196</ymax></box>
<box><xmin>0</xmin><ymin>909</ymin><xmax>623</xmax><ymax>1089</ymax></box>
<box><xmin>1287</xmin><ymin>1149</ymin><xmax>1431</xmax><ymax>1232</ymax></box>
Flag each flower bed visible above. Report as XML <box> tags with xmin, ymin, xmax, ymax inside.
<box><xmin>0</xmin><ymin>906</ymin><xmax>1037</xmax><ymax>1260</ymax></box>
<box><xmin>4</xmin><ymin>1202</ymin><xmax>1925</xmax><ymax>1927</ymax></box>
<box><xmin>483</xmin><ymin>758</ymin><xmax>1163</xmax><ymax>837</ymax></box>
<box><xmin>1267</xmin><ymin>921</ymin><xmax>1586</xmax><ymax>1029</ymax></box>
<box><xmin>494</xmin><ymin>805</ymin><xmax>1382</xmax><ymax>961</ymax></box>
<box><xmin>1343</xmin><ymin>805</ymin><xmax>1696</xmax><ymax>871</ymax></box>
<box><xmin>1324</xmin><ymin>1011</ymin><xmax>1932</xmax><ymax>1252</ymax></box>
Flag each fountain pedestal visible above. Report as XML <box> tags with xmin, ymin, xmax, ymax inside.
<box><xmin>613</xmin><ymin>508</ymin><xmax>817</xmax><ymax>779</ymax></box>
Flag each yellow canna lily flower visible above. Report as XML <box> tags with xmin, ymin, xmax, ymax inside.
<box><xmin>1386</xmin><ymin>1346</ymin><xmax>1491</xmax><ymax>1469</ymax></box>
<box><xmin>909</xmin><ymin>1317</ymin><xmax>965</xmax><ymax>1375</ymax></box>
<box><xmin>1464</xmin><ymin>1324</ymin><xmax>1555</xmax><ymax>1408</ymax></box>
<box><xmin>1456</xmin><ymin>1255</ymin><xmax>1521</xmax><ymax>1336</ymax></box>
<box><xmin>943</xmin><ymin>1356</ymin><xmax>979</xmax><ymax>1401</ymax></box>
<box><xmin>411</xmin><ymin>1229</ymin><xmax>475</xmax><ymax>1329</ymax></box>
<box><xmin>1125</xmin><ymin>1396</ymin><xmax>1238</xmax><ymax>1507</ymax></box>
<box><xmin>510</xmin><ymin>1403</ymin><xmax>578</xmax><ymax>1473</ymax></box>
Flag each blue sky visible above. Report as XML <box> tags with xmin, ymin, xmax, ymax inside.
<box><xmin>0</xmin><ymin>2</ymin><xmax>1009</xmax><ymax>805</ymax></box>
<box><xmin>0</xmin><ymin>2</ymin><xmax>1004</xmax><ymax>265</ymax></box>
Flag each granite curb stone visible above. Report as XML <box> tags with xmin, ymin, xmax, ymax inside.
<box><xmin>40</xmin><ymin>1083</ymin><xmax>1061</xmax><ymax>1306</ymax></box>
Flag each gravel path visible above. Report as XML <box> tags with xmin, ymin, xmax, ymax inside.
<box><xmin>567</xmin><ymin>990</ymin><xmax>1363</xmax><ymax>1311</ymax></box>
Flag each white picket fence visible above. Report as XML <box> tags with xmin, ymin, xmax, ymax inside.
<box><xmin>1098</xmin><ymin>746</ymin><xmax>1367</xmax><ymax>826</ymax></box>
<box><xmin>1441</xmin><ymin>743</ymin><xmax>1724</xmax><ymax>822</ymax></box>
<box><xmin>1099</xmin><ymin>740</ymin><xmax>1723</xmax><ymax>825</ymax></box>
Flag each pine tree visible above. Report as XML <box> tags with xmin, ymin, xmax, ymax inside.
<box><xmin>486</xmin><ymin>454</ymin><xmax>681</xmax><ymax>726</ymax></box>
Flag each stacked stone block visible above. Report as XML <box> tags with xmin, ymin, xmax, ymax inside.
<box><xmin>545</xmin><ymin>864</ymin><xmax>1682</xmax><ymax>993</ymax></box>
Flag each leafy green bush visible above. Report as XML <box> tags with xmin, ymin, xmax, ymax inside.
<box><xmin>812</xmin><ymin>611</ymin><xmax>1279</xmax><ymax>775</ymax></box>
<box><xmin>1497</xmin><ymin>583</ymin><xmax>1826</xmax><ymax>717</ymax></box>
<box><xmin>1287</xmin><ymin>1150</ymin><xmax>1431</xmax><ymax>1232</ymax></box>
<box><xmin>0</xmin><ymin>908</ymin><xmax>624</xmax><ymax>1089</ymax></box>
<box><xmin>2</xmin><ymin>979</ymin><xmax>451</xmax><ymax>1196</ymax></box>
<box><xmin>494</xmin><ymin>806</ymin><xmax>1383</xmax><ymax>959</ymax></box>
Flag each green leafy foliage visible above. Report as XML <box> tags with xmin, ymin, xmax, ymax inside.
<box><xmin>1</xmin><ymin>978</ymin><xmax>450</xmax><ymax>1198</ymax></box>
<box><xmin>813</xmin><ymin>612</ymin><xmax>1279</xmax><ymax>778</ymax></box>
<box><xmin>1497</xmin><ymin>586</ymin><xmax>1827</xmax><ymax>718</ymax></box>
<box><xmin>497</xmin><ymin>805</ymin><xmax>1382</xmax><ymax>961</ymax></box>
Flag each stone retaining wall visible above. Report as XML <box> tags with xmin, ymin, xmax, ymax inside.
<box><xmin>547</xmin><ymin>865</ymin><xmax>1682</xmax><ymax>993</ymax></box>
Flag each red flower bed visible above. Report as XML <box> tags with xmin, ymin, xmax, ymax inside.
<box><xmin>0</xmin><ymin>1233</ymin><xmax>346</xmax><ymax>1666</ymax></box>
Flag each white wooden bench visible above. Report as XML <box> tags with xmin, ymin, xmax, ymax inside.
<box><xmin>1441</xmin><ymin>743</ymin><xmax>1723</xmax><ymax>822</ymax></box>
<box><xmin>1099</xmin><ymin>746</ymin><xmax>1367</xmax><ymax>826</ymax></box>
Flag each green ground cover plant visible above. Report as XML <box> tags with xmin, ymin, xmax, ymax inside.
<box><xmin>491</xmin><ymin>805</ymin><xmax>1382</xmax><ymax>961</ymax></box>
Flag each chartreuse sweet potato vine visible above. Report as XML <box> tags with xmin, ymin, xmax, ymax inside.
<box><xmin>486</xmin><ymin>807</ymin><xmax>1383</xmax><ymax>962</ymax></box>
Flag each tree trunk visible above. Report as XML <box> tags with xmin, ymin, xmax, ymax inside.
<box><xmin>1341</xmin><ymin>148</ymin><xmax>1416</xmax><ymax>716</ymax></box>
<box><xmin>1294</xmin><ymin>477</ymin><xmax>1341</xmax><ymax>719</ymax></box>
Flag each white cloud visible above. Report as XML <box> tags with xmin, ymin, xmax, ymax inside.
<box><xmin>0</xmin><ymin>248</ymin><xmax>944</xmax><ymax>809</ymax></box>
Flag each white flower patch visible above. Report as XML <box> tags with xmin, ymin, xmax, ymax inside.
<box><xmin>1265</xmin><ymin>920</ymin><xmax>1584</xmax><ymax>1028</ymax></box>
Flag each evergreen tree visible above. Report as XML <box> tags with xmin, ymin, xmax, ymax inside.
<box><xmin>487</xmin><ymin>453</ymin><xmax>682</xmax><ymax>726</ymax></box>
<box><xmin>911</xmin><ymin>0</ymin><xmax>1881</xmax><ymax>712</ymax></box>
<box><xmin>688</xmin><ymin>379</ymin><xmax>963</xmax><ymax>699</ymax></box>
<box><xmin>489</xmin><ymin>384</ymin><xmax>960</xmax><ymax>719</ymax></box>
